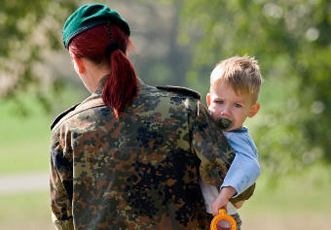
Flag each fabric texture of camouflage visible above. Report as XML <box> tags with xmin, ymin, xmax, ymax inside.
<box><xmin>50</xmin><ymin>79</ymin><xmax>235</xmax><ymax>230</ymax></box>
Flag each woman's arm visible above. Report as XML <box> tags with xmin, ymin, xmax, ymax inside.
<box><xmin>50</xmin><ymin>133</ymin><xmax>74</xmax><ymax>230</ymax></box>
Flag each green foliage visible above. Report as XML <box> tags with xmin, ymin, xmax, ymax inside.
<box><xmin>0</xmin><ymin>0</ymin><xmax>77</xmax><ymax>107</ymax></box>
<box><xmin>175</xmin><ymin>0</ymin><xmax>331</xmax><ymax>173</ymax></box>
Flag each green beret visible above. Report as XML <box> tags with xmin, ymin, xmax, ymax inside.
<box><xmin>62</xmin><ymin>4</ymin><xmax>130</xmax><ymax>49</ymax></box>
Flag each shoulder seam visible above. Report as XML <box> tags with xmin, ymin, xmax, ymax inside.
<box><xmin>156</xmin><ymin>85</ymin><xmax>201</xmax><ymax>99</ymax></box>
<box><xmin>50</xmin><ymin>102</ymin><xmax>107</xmax><ymax>131</ymax></box>
<box><xmin>50</xmin><ymin>103</ymin><xmax>80</xmax><ymax>131</ymax></box>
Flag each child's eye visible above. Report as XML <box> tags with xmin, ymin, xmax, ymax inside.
<box><xmin>215</xmin><ymin>100</ymin><xmax>224</xmax><ymax>104</ymax></box>
<box><xmin>234</xmin><ymin>103</ymin><xmax>242</xmax><ymax>108</ymax></box>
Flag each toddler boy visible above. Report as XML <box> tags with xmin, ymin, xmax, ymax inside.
<box><xmin>200</xmin><ymin>56</ymin><xmax>263</xmax><ymax>229</ymax></box>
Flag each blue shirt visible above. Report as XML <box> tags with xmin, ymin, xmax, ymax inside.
<box><xmin>221</xmin><ymin>127</ymin><xmax>261</xmax><ymax>196</ymax></box>
<box><xmin>199</xmin><ymin>127</ymin><xmax>260</xmax><ymax>214</ymax></box>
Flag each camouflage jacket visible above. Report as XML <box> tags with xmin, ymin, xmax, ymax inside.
<box><xmin>50</xmin><ymin>79</ymin><xmax>235</xmax><ymax>230</ymax></box>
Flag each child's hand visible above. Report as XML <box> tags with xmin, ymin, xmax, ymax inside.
<box><xmin>211</xmin><ymin>186</ymin><xmax>237</xmax><ymax>216</ymax></box>
<box><xmin>233</xmin><ymin>200</ymin><xmax>245</xmax><ymax>209</ymax></box>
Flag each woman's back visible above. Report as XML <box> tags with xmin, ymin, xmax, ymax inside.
<box><xmin>51</xmin><ymin>81</ymin><xmax>220</xmax><ymax>229</ymax></box>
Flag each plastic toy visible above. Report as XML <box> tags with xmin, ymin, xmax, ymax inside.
<box><xmin>210</xmin><ymin>208</ymin><xmax>237</xmax><ymax>230</ymax></box>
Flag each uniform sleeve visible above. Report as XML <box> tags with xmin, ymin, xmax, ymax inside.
<box><xmin>191</xmin><ymin>101</ymin><xmax>235</xmax><ymax>187</ymax></box>
<box><xmin>230</xmin><ymin>183</ymin><xmax>256</xmax><ymax>204</ymax></box>
<box><xmin>50</xmin><ymin>132</ymin><xmax>74</xmax><ymax>230</ymax></box>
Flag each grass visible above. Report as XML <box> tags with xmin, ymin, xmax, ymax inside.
<box><xmin>0</xmin><ymin>87</ymin><xmax>83</xmax><ymax>229</ymax></box>
<box><xmin>0</xmin><ymin>85</ymin><xmax>85</xmax><ymax>174</ymax></box>
<box><xmin>239</xmin><ymin>164</ymin><xmax>331</xmax><ymax>229</ymax></box>
<box><xmin>0</xmin><ymin>192</ymin><xmax>54</xmax><ymax>230</ymax></box>
<box><xmin>245</xmin><ymin>164</ymin><xmax>331</xmax><ymax>213</ymax></box>
<box><xmin>0</xmin><ymin>98</ymin><xmax>51</xmax><ymax>173</ymax></box>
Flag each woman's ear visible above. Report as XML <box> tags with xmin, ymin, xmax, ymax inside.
<box><xmin>70</xmin><ymin>50</ymin><xmax>85</xmax><ymax>74</ymax></box>
<box><xmin>248</xmin><ymin>103</ymin><xmax>260</xmax><ymax>118</ymax></box>
<box><xmin>206</xmin><ymin>93</ymin><xmax>211</xmax><ymax>107</ymax></box>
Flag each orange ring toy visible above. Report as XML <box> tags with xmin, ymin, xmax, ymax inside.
<box><xmin>210</xmin><ymin>208</ymin><xmax>237</xmax><ymax>230</ymax></box>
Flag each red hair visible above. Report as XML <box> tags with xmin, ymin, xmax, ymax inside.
<box><xmin>69</xmin><ymin>25</ymin><xmax>138</xmax><ymax>117</ymax></box>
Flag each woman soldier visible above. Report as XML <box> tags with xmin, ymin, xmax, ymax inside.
<box><xmin>50</xmin><ymin>4</ymin><xmax>236</xmax><ymax>230</ymax></box>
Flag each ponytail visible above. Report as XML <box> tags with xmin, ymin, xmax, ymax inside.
<box><xmin>103</xmin><ymin>48</ymin><xmax>137</xmax><ymax>117</ymax></box>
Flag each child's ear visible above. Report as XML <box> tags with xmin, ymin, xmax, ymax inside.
<box><xmin>206</xmin><ymin>93</ymin><xmax>211</xmax><ymax>107</ymax></box>
<box><xmin>248</xmin><ymin>103</ymin><xmax>260</xmax><ymax>118</ymax></box>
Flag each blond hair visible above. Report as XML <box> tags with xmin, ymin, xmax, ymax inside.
<box><xmin>210</xmin><ymin>56</ymin><xmax>263</xmax><ymax>103</ymax></box>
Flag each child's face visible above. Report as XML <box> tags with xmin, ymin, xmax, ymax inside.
<box><xmin>207</xmin><ymin>82</ymin><xmax>260</xmax><ymax>131</ymax></box>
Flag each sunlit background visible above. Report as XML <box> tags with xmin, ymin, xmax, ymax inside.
<box><xmin>0</xmin><ymin>0</ymin><xmax>330</xmax><ymax>229</ymax></box>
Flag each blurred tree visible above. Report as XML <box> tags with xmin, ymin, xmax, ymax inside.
<box><xmin>174</xmin><ymin>0</ymin><xmax>331</xmax><ymax>172</ymax></box>
<box><xmin>0</xmin><ymin>0</ymin><xmax>191</xmax><ymax>113</ymax></box>
<box><xmin>0</xmin><ymin>0</ymin><xmax>77</xmax><ymax>114</ymax></box>
<box><xmin>126</xmin><ymin>0</ymin><xmax>191</xmax><ymax>87</ymax></box>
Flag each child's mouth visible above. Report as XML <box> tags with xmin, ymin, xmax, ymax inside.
<box><xmin>218</xmin><ymin>118</ymin><xmax>232</xmax><ymax>130</ymax></box>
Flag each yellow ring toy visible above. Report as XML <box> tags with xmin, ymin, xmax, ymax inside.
<box><xmin>210</xmin><ymin>208</ymin><xmax>237</xmax><ymax>230</ymax></box>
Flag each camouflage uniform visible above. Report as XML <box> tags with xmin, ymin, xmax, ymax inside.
<box><xmin>50</xmin><ymin>79</ymin><xmax>235</xmax><ymax>230</ymax></box>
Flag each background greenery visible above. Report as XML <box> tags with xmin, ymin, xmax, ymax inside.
<box><xmin>0</xmin><ymin>0</ymin><xmax>330</xmax><ymax>229</ymax></box>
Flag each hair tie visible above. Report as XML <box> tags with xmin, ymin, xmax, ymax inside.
<box><xmin>106</xmin><ymin>42</ymin><xmax>120</xmax><ymax>56</ymax></box>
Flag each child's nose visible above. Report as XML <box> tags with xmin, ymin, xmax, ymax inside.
<box><xmin>221</xmin><ymin>106</ymin><xmax>231</xmax><ymax>116</ymax></box>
